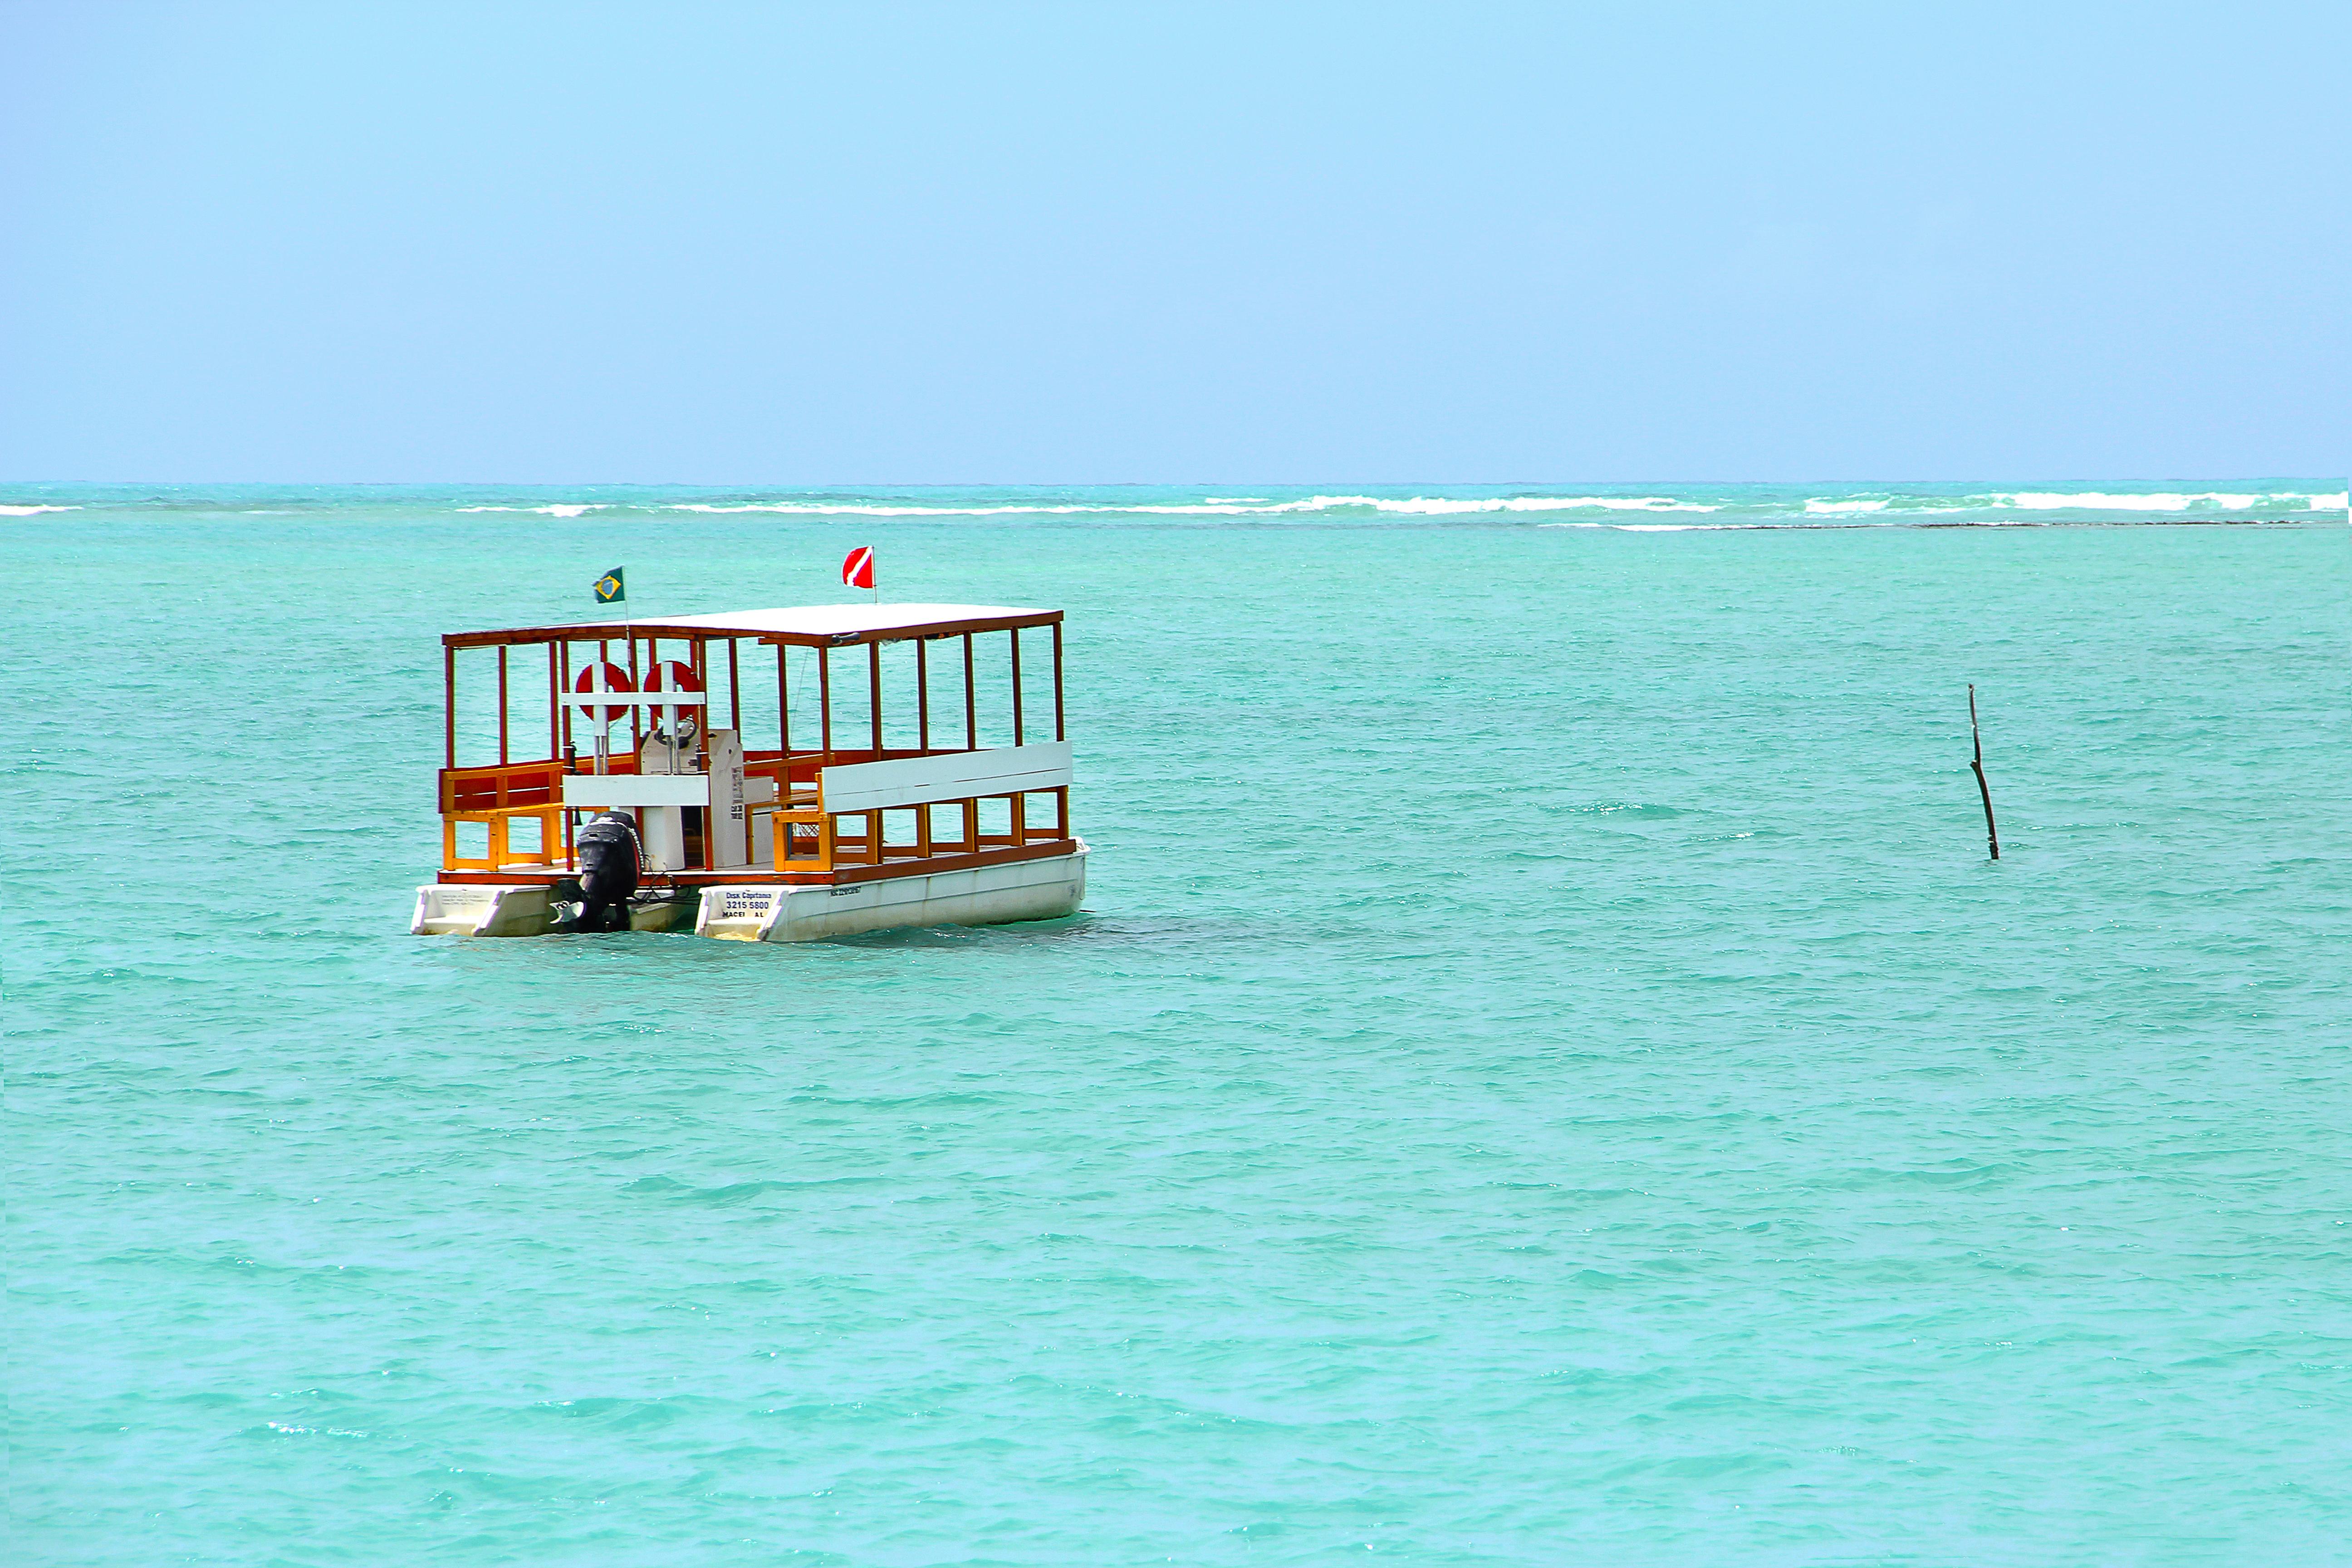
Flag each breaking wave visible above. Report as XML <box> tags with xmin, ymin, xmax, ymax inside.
<box><xmin>643</xmin><ymin>489</ymin><xmax>2343</xmax><ymax>522</ymax></box>
<box><xmin>666</xmin><ymin>494</ymin><xmax>1720</xmax><ymax>518</ymax></box>
<box><xmin>14</xmin><ymin>484</ymin><xmax>2340</xmax><ymax>525</ymax></box>
<box><xmin>1996</xmin><ymin>491</ymin><xmax>2263</xmax><ymax>511</ymax></box>
<box><xmin>454</xmin><ymin>504</ymin><xmax>607</xmax><ymax>518</ymax></box>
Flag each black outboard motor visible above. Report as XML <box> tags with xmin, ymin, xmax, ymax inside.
<box><xmin>573</xmin><ymin>810</ymin><xmax>642</xmax><ymax>932</ymax></box>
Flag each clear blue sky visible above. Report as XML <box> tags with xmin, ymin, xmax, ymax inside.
<box><xmin>3</xmin><ymin>1</ymin><xmax>2342</xmax><ymax>484</ymax></box>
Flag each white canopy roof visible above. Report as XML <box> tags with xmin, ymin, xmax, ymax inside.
<box><xmin>449</xmin><ymin>602</ymin><xmax>1058</xmax><ymax>647</ymax></box>
<box><xmin>629</xmin><ymin>603</ymin><xmax>1049</xmax><ymax>637</ymax></box>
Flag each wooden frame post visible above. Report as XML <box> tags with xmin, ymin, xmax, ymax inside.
<box><xmin>818</xmin><ymin>645</ymin><xmax>833</xmax><ymax>766</ymax></box>
<box><xmin>691</xmin><ymin>638</ymin><xmax>710</xmax><ymax>774</ymax></box>
<box><xmin>962</xmin><ymin>633</ymin><xmax>977</xmax><ymax>750</ymax></box>
<box><xmin>431</xmin><ymin>610</ymin><xmax>1074</xmax><ymax>893</ymax></box>
<box><xmin>627</xmin><ymin>636</ymin><xmax>642</xmax><ymax>751</ymax></box>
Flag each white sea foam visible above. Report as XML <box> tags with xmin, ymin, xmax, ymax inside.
<box><xmin>668</xmin><ymin>494</ymin><xmax>1719</xmax><ymax>518</ymax></box>
<box><xmin>1995</xmin><ymin>491</ymin><xmax>2262</xmax><ymax>511</ymax></box>
<box><xmin>0</xmin><ymin>504</ymin><xmax>80</xmax><ymax>516</ymax></box>
<box><xmin>451</xmin><ymin>489</ymin><xmax>2340</xmax><ymax>524</ymax></box>
<box><xmin>1344</xmin><ymin>495</ymin><xmax>1720</xmax><ymax>514</ymax></box>
<box><xmin>1810</xmin><ymin>489</ymin><xmax>2341</xmax><ymax>516</ymax></box>
<box><xmin>667</xmin><ymin>502</ymin><xmax>1118</xmax><ymax>516</ymax></box>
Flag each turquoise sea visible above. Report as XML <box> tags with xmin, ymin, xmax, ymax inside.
<box><xmin>8</xmin><ymin>481</ymin><xmax>2350</xmax><ymax>1565</ymax></box>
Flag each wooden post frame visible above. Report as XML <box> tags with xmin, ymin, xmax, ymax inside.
<box><xmin>777</xmin><ymin>643</ymin><xmax>791</xmax><ymax>759</ymax></box>
<box><xmin>818</xmin><ymin>645</ymin><xmax>833</xmax><ymax>765</ymax></box>
<box><xmin>1052</xmin><ymin>620</ymin><xmax>1065</xmax><ymax>742</ymax></box>
<box><xmin>435</xmin><ymin>606</ymin><xmax>1074</xmax><ymax>896</ymax></box>
<box><xmin>963</xmin><ymin>633</ymin><xmax>977</xmax><ymax>750</ymax></box>
<box><xmin>627</xmin><ymin>636</ymin><xmax>642</xmax><ymax>750</ymax></box>
<box><xmin>916</xmin><ymin>638</ymin><xmax>929</xmax><ymax>751</ymax></box>
<box><xmin>728</xmin><ymin>639</ymin><xmax>741</xmax><ymax>734</ymax></box>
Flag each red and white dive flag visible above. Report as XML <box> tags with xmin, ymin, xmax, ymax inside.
<box><xmin>842</xmin><ymin>546</ymin><xmax>875</xmax><ymax>590</ymax></box>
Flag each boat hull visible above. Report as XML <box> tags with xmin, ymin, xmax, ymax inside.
<box><xmin>412</xmin><ymin>846</ymin><xmax>1087</xmax><ymax>941</ymax></box>
<box><xmin>409</xmin><ymin>882</ymin><xmax>696</xmax><ymax>937</ymax></box>
<box><xmin>696</xmin><ymin>847</ymin><xmax>1087</xmax><ymax>942</ymax></box>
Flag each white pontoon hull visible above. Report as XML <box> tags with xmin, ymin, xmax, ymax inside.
<box><xmin>411</xmin><ymin>845</ymin><xmax>1086</xmax><ymax>941</ymax></box>
<box><xmin>696</xmin><ymin>848</ymin><xmax>1087</xmax><ymax>942</ymax></box>
<box><xmin>409</xmin><ymin>883</ymin><xmax>695</xmax><ymax>937</ymax></box>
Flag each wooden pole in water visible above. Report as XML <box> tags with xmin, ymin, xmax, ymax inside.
<box><xmin>1968</xmin><ymin>684</ymin><xmax>2000</xmax><ymax>861</ymax></box>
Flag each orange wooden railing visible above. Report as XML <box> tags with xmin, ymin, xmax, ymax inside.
<box><xmin>440</xmin><ymin>753</ymin><xmax>1073</xmax><ymax>877</ymax></box>
<box><xmin>766</xmin><ymin>787</ymin><xmax>1071</xmax><ymax>876</ymax></box>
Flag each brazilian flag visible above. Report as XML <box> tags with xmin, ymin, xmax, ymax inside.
<box><xmin>594</xmin><ymin>567</ymin><xmax>626</xmax><ymax>606</ymax></box>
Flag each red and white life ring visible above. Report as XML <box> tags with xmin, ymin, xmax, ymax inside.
<box><xmin>573</xmin><ymin>662</ymin><xmax>635</xmax><ymax>724</ymax></box>
<box><xmin>642</xmin><ymin>661</ymin><xmax>704</xmax><ymax>730</ymax></box>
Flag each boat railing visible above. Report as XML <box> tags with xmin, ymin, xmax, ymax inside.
<box><xmin>769</xmin><ymin>742</ymin><xmax>1076</xmax><ymax>875</ymax></box>
<box><xmin>439</xmin><ymin>744</ymin><xmax>1074</xmax><ymax>877</ymax></box>
<box><xmin>444</xmin><ymin>805</ymin><xmax>567</xmax><ymax>872</ymax></box>
<box><xmin>768</xmin><ymin>790</ymin><xmax>1072</xmax><ymax>874</ymax></box>
<box><xmin>441</xmin><ymin>759</ymin><xmax>575</xmax><ymax>813</ymax></box>
<box><xmin>441</xmin><ymin>760</ymin><xmax>573</xmax><ymax>872</ymax></box>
